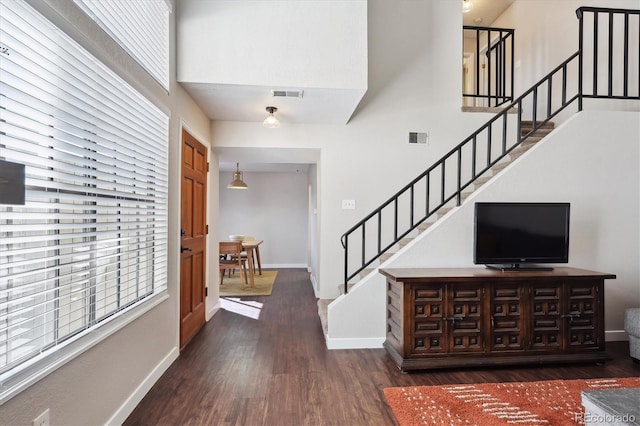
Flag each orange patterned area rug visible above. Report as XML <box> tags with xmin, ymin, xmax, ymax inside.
<box><xmin>384</xmin><ymin>377</ymin><xmax>640</xmax><ymax>425</ymax></box>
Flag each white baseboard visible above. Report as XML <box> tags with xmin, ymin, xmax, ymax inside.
<box><xmin>206</xmin><ymin>300</ymin><xmax>221</xmax><ymax>321</ymax></box>
<box><xmin>106</xmin><ymin>346</ymin><xmax>179</xmax><ymax>426</ymax></box>
<box><xmin>326</xmin><ymin>336</ymin><xmax>385</xmax><ymax>350</ymax></box>
<box><xmin>605</xmin><ymin>329</ymin><xmax>629</xmax><ymax>342</ymax></box>
<box><xmin>310</xmin><ymin>273</ymin><xmax>318</xmax><ymax>297</ymax></box>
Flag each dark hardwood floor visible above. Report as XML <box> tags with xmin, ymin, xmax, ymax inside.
<box><xmin>124</xmin><ymin>268</ymin><xmax>639</xmax><ymax>425</ymax></box>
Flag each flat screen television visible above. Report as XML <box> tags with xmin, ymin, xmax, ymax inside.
<box><xmin>473</xmin><ymin>202</ymin><xmax>570</xmax><ymax>271</ymax></box>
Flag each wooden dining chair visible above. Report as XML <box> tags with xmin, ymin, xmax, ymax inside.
<box><xmin>219</xmin><ymin>241</ymin><xmax>248</xmax><ymax>287</ymax></box>
<box><xmin>232</xmin><ymin>236</ymin><xmax>258</xmax><ymax>272</ymax></box>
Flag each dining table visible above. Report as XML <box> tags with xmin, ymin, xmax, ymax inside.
<box><xmin>241</xmin><ymin>239</ymin><xmax>263</xmax><ymax>288</ymax></box>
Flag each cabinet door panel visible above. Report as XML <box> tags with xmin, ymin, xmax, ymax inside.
<box><xmin>448</xmin><ymin>285</ymin><xmax>484</xmax><ymax>353</ymax></box>
<box><xmin>412</xmin><ymin>285</ymin><xmax>445</xmax><ymax>354</ymax></box>
<box><xmin>491</xmin><ymin>283</ymin><xmax>526</xmax><ymax>351</ymax></box>
<box><xmin>566</xmin><ymin>282</ymin><xmax>600</xmax><ymax>349</ymax></box>
<box><xmin>531</xmin><ymin>283</ymin><xmax>563</xmax><ymax>350</ymax></box>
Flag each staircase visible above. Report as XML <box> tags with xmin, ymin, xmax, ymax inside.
<box><xmin>321</xmin><ymin>6</ymin><xmax>639</xmax><ymax>345</ymax></box>
<box><xmin>318</xmin><ymin>120</ymin><xmax>555</xmax><ymax>337</ymax></box>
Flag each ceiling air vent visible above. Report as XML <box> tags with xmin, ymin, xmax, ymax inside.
<box><xmin>271</xmin><ymin>90</ymin><xmax>304</xmax><ymax>98</ymax></box>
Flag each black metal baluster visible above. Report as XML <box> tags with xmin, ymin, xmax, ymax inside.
<box><xmin>547</xmin><ymin>77</ymin><xmax>553</xmax><ymax>118</ymax></box>
<box><xmin>393</xmin><ymin>198</ymin><xmax>398</xmax><ymax>241</ymax></box>
<box><xmin>623</xmin><ymin>12</ymin><xmax>629</xmax><ymax>97</ymax></box>
<box><xmin>500</xmin><ymin>31</ymin><xmax>505</xmax><ymax>103</ymax></box>
<box><xmin>361</xmin><ymin>223</ymin><xmax>366</xmax><ymax>271</ymax></box>
<box><xmin>487</xmin><ymin>30</ymin><xmax>491</xmax><ymax>106</ymax></box>
<box><xmin>562</xmin><ymin>63</ymin><xmax>568</xmax><ymax>106</ymax></box>
<box><xmin>503</xmin><ymin>110</ymin><xmax>509</xmax><ymax>153</ymax></box>
<box><xmin>510</xmin><ymin>31</ymin><xmax>515</xmax><ymax>102</ymax></box>
<box><xmin>425</xmin><ymin>172</ymin><xmax>430</xmax><ymax>216</ymax></box>
<box><xmin>441</xmin><ymin>162</ymin><xmax>446</xmax><ymax>205</ymax></box>
<box><xmin>593</xmin><ymin>12</ymin><xmax>599</xmax><ymax>96</ymax></box>
<box><xmin>487</xmin><ymin>123</ymin><xmax>492</xmax><ymax>169</ymax></box>
<box><xmin>476</xmin><ymin>28</ymin><xmax>481</xmax><ymax>98</ymax></box>
<box><xmin>377</xmin><ymin>211</ymin><xmax>382</xmax><ymax>255</ymax></box>
<box><xmin>608</xmin><ymin>12</ymin><xmax>614</xmax><ymax>97</ymax></box>
<box><xmin>343</xmin><ymin>234</ymin><xmax>348</xmax><ymax>292</ymax></box>
<box><xmin>578</xmin><ymin>8</ymin><xmax>584</xmax><ymax>110</ymax></box>
<box><xmin>410</xmin><ymin>184</ymin><xmax>414</xmax><ymax>228</ymax></box>
<box><xmin>532</xmin><ymin>87</ymin><xmax>538</xmax><ymax>126</ymax></box>
<box><xmin>456</xmin><ymin>148</ymin><xmax>462</xmax><ymax>206</ymax></box>
<box><xmin>472</xmin><ymin>135</ymin><xmax>477</xmax><ymax>179</ymax></box>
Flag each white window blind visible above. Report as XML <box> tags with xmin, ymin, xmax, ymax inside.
<box><xmin>0</xmin><ymin>0</ymin><xmax>168</xmax><ymax>396</ymax></box>
<box><xmin>72</xmin><ymin>0</ymin><xmax>170</xmax><ymax>90</ymax></box>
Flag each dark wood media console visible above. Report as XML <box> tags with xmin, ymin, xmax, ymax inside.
<box><xmin>379</xmin><ymin>267</ymin><xmax>616</xmax><ymax>371</ymax></box>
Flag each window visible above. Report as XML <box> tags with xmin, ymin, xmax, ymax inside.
<box><xmin>0</xmin><ymin>1</ymin><xmax>168</xmax><ymax>401</ymax></box>
<box><xmin>72</xmin><ymin>0</ymin><xmax>171</xmax><ymax>89</ymax></box>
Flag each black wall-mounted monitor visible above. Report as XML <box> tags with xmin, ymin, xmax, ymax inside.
<box><xmin>473</xmin><ymin>202</ymin><xmax>570</xmax><ymax>271</ymax></box>
<box><xmin>0</xmin><ymin>160</ymin><xmax>26</xmax><ymax>205</ymax></box>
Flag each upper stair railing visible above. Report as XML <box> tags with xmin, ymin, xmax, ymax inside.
<box><xmin>463</xmin><ymin>26</ymin><xmax>515</xmax><ymax>108</ymax></box>
<box><xmin>340</xmin><ymin>7</ymin><xmax>639</xmax><ymax>293</ymax></box>
<box><xmin>578</xmin><ymin>7</ymin><xmax>640</xmax><ymax>105</ymax></box>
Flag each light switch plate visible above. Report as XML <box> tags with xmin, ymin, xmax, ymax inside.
<box><xmin>341</xmin><ymin>199</ymin><xmax>356</xmax><ymax>210</ymax></box>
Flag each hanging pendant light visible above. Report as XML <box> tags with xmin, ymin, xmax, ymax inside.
<box><xmin>263</xmin><ymin>106</ymin><xmax>280</xmax><ymax>128</ymax></box>
<box><xmin>462</xmin><ymin>0</ymin><xmax>473</xmax><ymax>13</ymax></box>
<box><xmin>227</xmin><ymin>163</ymin><xmax>248</xmax><ymax>189</ymax></box>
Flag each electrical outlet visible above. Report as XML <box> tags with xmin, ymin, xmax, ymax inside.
<box><xmin>33</xmin><ymin>408</ymin><xmax>50</xmax><ymax>426</ymax></box>
<box><xmin>341</xmin><ymin>199</ymin><xmax>356</xmax><ymax>210</ymax></box>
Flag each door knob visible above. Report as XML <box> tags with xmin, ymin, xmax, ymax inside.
<box><xmin>180</xmin><ymin>246</ymin><xmax>192</xmax><ymax>253</ymax></box>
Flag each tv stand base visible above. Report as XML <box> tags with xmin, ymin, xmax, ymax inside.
<box><xmin>485</xmin><ymin>263</ymin><xmax>554</xmax><ymax>272</ymax></box>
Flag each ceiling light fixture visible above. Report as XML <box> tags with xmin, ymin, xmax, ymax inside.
<box><xmin>227</xmin><ymin>162</ymin><xmax>248</xmax><ymax>189</ymax></box>
<box><xmin>263</xmin><ymin>106</ymin><xmax>280</xmax><ymax>128</ymax></box>
<box><xmin>463</xmin><ymin>0</ymin><xmax>473</xmax><ymax>13</ymax></box>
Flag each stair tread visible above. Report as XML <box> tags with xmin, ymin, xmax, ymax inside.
<box><xmin>521</xmin><ymin>120</ymin><xmax>555</xmax><ymax>128</ymax></box>
<box><xmin>379</xmin><ymin>252</ymin><xmax>395</xmax><ymax>261</ymax></box>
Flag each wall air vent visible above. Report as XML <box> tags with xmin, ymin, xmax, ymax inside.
<box><xmin>409</xmin><ymin>132</ymin><xmax>429</xmax><ymax>145</ymax></box>
<box><xmin>271</xmin><ymin>90</ymin><xmax>304</xmax><ymax>98</ymax></box>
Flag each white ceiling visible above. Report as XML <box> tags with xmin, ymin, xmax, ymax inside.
<box><xmin>216</xmin><ymin>147</ymin><xmax>320</xmax><ymax>172</ymax></box>
<box><xmin>185</xmin><ymin>0</ymin><xmax>516</xmax><ymax>172</ymax></box>
<box><xmin>463</xmin><ymin>0</ymin><xmax>515</xmax><ymax>26</ymax></box>
<box><xmin>181</xmin><ymin>82</ymin><xmax>366</xmax><ymax>126</ymax></box>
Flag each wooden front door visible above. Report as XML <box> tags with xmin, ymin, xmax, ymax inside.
<box><xmin>180</xmin><ymin>129</ymin><xmax>208</xmax><ymax>349</ymax></box>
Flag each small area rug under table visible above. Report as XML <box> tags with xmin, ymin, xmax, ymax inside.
<box><xmin>384</xmin><ymin>377</ymin><xmax>640</xmax><ymax>426</ymax></box>
<box><xmin>219</xmin><ymin>270</ymin><xmax>277</xmax><ymax>297</ymax></box>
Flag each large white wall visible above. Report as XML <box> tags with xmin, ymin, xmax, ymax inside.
<box><xmin>330</xmin><ymin>110</ymin><xmax>640</xmax><ymax>344</ymax></box>
<box><xmin>211</xmin><ymin>0</ymin><xmax>494</xmax><ymax>300</ymax></box>
<box><xmin>177</xmin><ymin>0</ymin><xmax>366</xmax><ymax>90</ymax></box>
<box><xmin>218</xmin><ymin>171</ymin><xmax>309</xmax><ymax>267</ymax></box>
<box><xmin>0</xmin><ymin>1</ymin><xmax>212</xmax><ymax>425</ymax></box>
